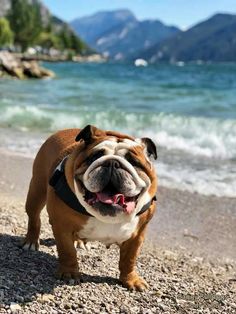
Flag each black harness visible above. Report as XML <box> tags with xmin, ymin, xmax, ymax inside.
<box><xmin>49</xmin><ymin>157</ymin><xmax>156</xmax><ymax>217</ymax></box>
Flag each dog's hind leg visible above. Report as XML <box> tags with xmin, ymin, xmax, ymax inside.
<box><xmin>22</xmin><ymin>176</ymin><xmax>46</xmax><ymax>251</ymax></box>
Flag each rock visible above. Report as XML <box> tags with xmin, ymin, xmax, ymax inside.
<box><xmin>40</xmin><ymin>294</ymin><xmax>55</xmax><ymax>302</ymax></box>
<box><xmin>158</xmin><ymin>303</ymin><xmax>169</xmax><ymax>311</ymax></box>
<box><xmin>0</xmin><ymin>51</ymin><xmax>55</xmax><ymax>79</ymax></box>
<box><xmin>10</xmin><ymin>302</ymin><xmax>22</xmax><ymax>312</ymax></box>
<box><xmin>0</xmin><ymin>290</ymin><xmax>4</xmax><ymax>300</ymax></box>
<box><xmin>22</xmin><ymin>61</ymin><xmax>54</xmax><ymax>79</ymax></box>
<box><xmin>15</xmin><ymin>295</ymin><xmax>24</xmax><ymax>303</ymax></box>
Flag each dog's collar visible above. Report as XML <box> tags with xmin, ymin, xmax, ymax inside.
<box><xmin>49</xmin><ymin>157</ymin><xmax>156</xmax><ymax>217</ymax></box>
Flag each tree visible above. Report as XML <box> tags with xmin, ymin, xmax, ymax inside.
<box><xmin>37</xmin><ymin>32</ymin><xmax>60</xmax><ymax>50</ymax></box>
<box><xmin>56</xmin><ymin>27</ymin><xmax>87</xmax><ymax>53</ymax></box>
<box><xmin>70</xmin><ymin>32</ymin><xmax>85</xmax><ymax>53</ymax></box>
<box><xmin>57</xmin><ymin>27</ymin><xmax>72</xmax><ymax>50</ymax></box>
<box><xmin>8</xmin><ymin>0</ymin><xmax>42</xmax><ymax>51</ymax></box>
<box><xmin>0</xmin><ymin>18</ymin><xmax>14</xmax><ymax>47</ymax></box>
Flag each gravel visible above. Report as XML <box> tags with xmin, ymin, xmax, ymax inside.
<box><xmin>0</xmin><ymin>200</ymin><xmax>235</xmax><ymax>314</ymax></box>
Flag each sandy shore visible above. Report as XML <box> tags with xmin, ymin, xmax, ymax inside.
<box><xmin>0</xmin><ymin>151</ymin><xmax>235</xmax><ymax>313</ymax></box>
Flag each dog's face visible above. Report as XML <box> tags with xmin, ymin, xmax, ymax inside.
<box><xmin>73</xmin><ymin>125</ymin><xmax>157</xmax><ymax>223</ymax></box>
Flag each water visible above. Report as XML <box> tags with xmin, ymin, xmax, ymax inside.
<box><xmin>0</xmin><ymin>62</ymin><xmax>236</xmax><ymax>197</ymax></box>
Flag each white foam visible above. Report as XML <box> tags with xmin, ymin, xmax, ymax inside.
<box><xmin>138</xmin><ymin>114</ymin><xmax>236</xmax><ymax>160</ymax></box>
<box><xmin>1</xmin><ymin>105</ymin><xmax>236</xmax><ymax>198</ymax></box>
<box><xmin>1</xmin><ymin>106</ymin><xmax>235</xmax><ymax>161</ymax></box>
<box><xmin>157</xmin><ymin>162</ymin><xmax>236</xmax><ymax>198</ymax></box>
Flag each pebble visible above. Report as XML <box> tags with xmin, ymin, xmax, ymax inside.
<box><xmin>158</xmin><ymin>303</ymin><xmax>169</xmax><ymax>311</ymax></box>
<box><xmin>40</xmin><ymin>294</ymin><xmax>55</xmax><ymax>302</ymax></box>
<box><xmin>9</xmin><ymin>303</ymin><xmax>21</xmax><ymax>313</ymax></box>
<box><xmin>15</xmin><ymin>296</ymin><xmax>24</xmax><ymax>303</ymax></box>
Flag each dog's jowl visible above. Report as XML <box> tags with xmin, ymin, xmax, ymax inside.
<box><xmin>22</xmin><ymin>125</ymin><xmax>157</xmax><ymax>291</ymax></box>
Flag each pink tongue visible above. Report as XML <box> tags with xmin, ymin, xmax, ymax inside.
<box><xmin>95</xmin><ymin>192</ymin><xmax>135</xmax><ymax>214</ymax></box>
<box><xmin>96</xmin><ymin>192</ymin><xmax>125</xmax><ymax>205</ymax></box>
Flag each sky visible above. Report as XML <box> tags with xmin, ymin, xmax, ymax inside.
<box><xmin>43</xmin><ymin>0</ymin><xmax>236</xmax><ymax>29</ymax></box>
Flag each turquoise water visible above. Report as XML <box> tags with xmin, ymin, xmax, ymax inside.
<box><xmin>0</xmin><ymin>62</ymin><xmax>236</xmax><ymax>197</ymax></box>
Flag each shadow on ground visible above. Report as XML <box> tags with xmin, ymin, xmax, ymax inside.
<box><xmin>0</xmin><ymin>234</ymin><xmax>120</xmax><ymax>305</ymax></box>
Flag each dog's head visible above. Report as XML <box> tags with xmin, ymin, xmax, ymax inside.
<box><xmin>72</xmin><ymin>125</ymin><xmax>157</xmax><ymax>223</ymax></box>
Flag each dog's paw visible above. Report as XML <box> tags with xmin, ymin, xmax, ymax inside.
<box><xmin>21</xmin><ymin>238</ymin><xmax>39</xmax><ymax>251</ymax></box>
<box><xmin>75</xmin><ymin>239</ymin><xmax>91</xmax><ymax>251</ymax></box>
<box><xmin>55</xmin><ymin>269</ymin><xmax>80</xmax><ymax>282</ymax></box>
<box><xmin>120</xmin><ymin>274</ymin><xmax>148</xmax><ymax>291</ymax></box>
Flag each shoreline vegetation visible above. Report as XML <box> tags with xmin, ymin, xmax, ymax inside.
<box><xmin>0</xmin><ymin>150</ymin><xmax>235</xmax><ymax>313</ymax></box>
<box><xmin>0</xmin><ymin>0</ymin><xmax>105</xmax><ymax>79</ymax></box>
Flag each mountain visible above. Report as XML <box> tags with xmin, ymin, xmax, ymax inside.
<box><xmin>70</xmin><ymin>10</ymin><xmax>180</xmax><ymax>60</ymax></box>
<box><xmin>141</xmin><ymin>13</ymin><xmax>236</xmax><ymax>63</ymax></box>
<box><xmin>71</xmin><ymin>9</ymin><xmax>137</xmax><ymax>47</ymax></box>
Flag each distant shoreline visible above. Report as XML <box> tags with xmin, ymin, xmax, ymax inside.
<box><xmin>16</xmin><ymin>52</ymin><xmax>107</xmax><ymax>63</ymax></box>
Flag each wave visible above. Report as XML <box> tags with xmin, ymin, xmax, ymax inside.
<box><xmin>157</xmin><ymin>161</ymin><xmax>236</xmax><ymax>198</ymax></box>
<box><xmin>0</xmin><ymin>104</ymin><xmax>236</xmax><ymax>160</ymax></box>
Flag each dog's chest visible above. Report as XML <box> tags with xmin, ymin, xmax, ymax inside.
<box><xmin>78</xmin><ymin>216</ymin><xmax>139</xmax><ymax>245</ymax></box>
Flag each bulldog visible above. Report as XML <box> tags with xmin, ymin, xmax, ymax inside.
<box><xmin>22</xmin><ymin>125</ymin><xmax>157</xmax><ymax>291</ymax></box>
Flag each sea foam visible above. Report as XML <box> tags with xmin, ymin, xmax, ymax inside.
<box><xmin>1</xmin><ymin>105</ymin><xmax>235</xmax><ymax>160</ymax></box>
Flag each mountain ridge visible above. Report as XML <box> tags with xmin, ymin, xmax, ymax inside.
<box><xmin>70</xmin><ymin>9</ymin><xmax>180</xmax><ymax>60</ymax></box>
<box><xmin>138</xmin><ymin>13</ymin><xmax>236</xmax><ymax>62</ymax></box>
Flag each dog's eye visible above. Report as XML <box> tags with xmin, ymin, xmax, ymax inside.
<box><xmin>125</xmin><ymin>153</ymin><xmax>145</xmax><ymax>170</ymax></box>
<box><xmin>86</xmin><ymin>150</ymin><xmax>105</xmax><ymax>165</ymax></box>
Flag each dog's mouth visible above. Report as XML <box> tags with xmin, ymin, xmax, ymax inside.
<box><xmin>84</xmin><ymin>185</ymin><xmax>139</xmax><ymax>216</ymax></box>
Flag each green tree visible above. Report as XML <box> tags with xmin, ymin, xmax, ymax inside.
<box><xmin>70</xmin><ymin>32</ymin><xmax>85</xmax><ymax>53</ymax></box>
<box><xmin>0</xmin><ymin>18</ymin><xmax>14</xmax><ymax>46</ymax></box>
<box><xmin>56</xmin><ymin>27</ymin><xmax>87</xmax><ymax>53</ymax></box>
<box><xmin>37</xmin><ymin>32</ymin><xmax>60</xmax><ymax>50</ymax></box>
<box><xmin>57</xmin><ymin>27</ymin><xmax>72</xmax><ymax>50</ymax></box>
<box><xmin>8</xmin><ymin>0</ymin><xmax>42</xmax><ymax>51</ymax></box>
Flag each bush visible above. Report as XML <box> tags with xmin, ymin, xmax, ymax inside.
<box><xmin>0</xmin><ymin>18</ymin><xmax>14</xmax><ymax>47</ymax></box>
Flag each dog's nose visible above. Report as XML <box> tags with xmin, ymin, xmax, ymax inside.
<box><xmin>104</xmin><ymin>160</ymin><xmax>120</xmax><ymax>168</ymax></box>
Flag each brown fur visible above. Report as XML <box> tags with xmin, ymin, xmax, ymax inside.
<box><xmin>23</xmin><ymin>127</ymin><xmax>157</xmax><ymax>290</ymax></box>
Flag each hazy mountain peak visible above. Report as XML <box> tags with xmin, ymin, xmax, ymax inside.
<box><xmin>141</xmin><ymin>12</ymin><xmax>236</xmax><ymax>63</ymax></box>
<box><xmin>70</xmin><ymin>9</ymin><xmax>137</xmax><ymax>46</ymax></box>
<box><xmin>73</xmin><ymin>9</ymin><xmax>136</xmax><ymax>23</ymax></box>
<box><xmin>70</xmin><ymin>9</ymin><xmax>180</xmax><ymax>60</ymax></box>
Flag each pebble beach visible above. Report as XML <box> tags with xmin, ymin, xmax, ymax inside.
<box><xmin>0</xmin><ymin>151</ymin><xmax>235</xmax><ymax>313</ymax></box>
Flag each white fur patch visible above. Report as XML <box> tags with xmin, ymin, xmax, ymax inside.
<box><xmin>94</xmin><ymin>138</ymin><xmax>140</xmax><ymax>154</ymax></box>
<box><xmin>78</xmin><ymin>215</ymin><xmax>139</xmax><ymax>245</ymax></box>
<box><xmin>83</xmin><ymin>154</ymin><xmax>146</xmax><ymax>193</ymax></box>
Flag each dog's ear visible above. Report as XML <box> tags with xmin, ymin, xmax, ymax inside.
<box><xmin>75</xmin><ymin>125</ymin><xmax>104</xmax><ymax>144</ymax></box>
<box><xmin>75</xmin><ymin>125</ymin><xmax>97</xmax><ymax>143</ymax></box>
<box><xmin>141</xmin><ymin>138</ymin><xmax>157</xmax><ymax>160</ymax></box>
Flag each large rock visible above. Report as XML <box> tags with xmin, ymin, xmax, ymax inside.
<box><xmin>0</xmin><ymin>51</ymin><xmax>55</xmax><ymax>79</ymax></box>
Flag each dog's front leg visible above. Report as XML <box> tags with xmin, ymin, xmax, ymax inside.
<box><xmin>52</xmin><ymin>225</ymin><xmax>80</xmax><ymax>281</ymax></box>
<box><xmin>119</xmin><ymin>225</ymin><xmax>148</xmax><ymax>291</ymax></box>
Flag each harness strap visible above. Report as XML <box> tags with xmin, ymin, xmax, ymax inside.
<box><xmin>49</xmin><ymin>157</ymin><xmax>156</xmax><ymax>217</ymax></box>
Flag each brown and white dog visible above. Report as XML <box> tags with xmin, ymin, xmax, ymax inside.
<box><xmin>22</xmin><ymin>125</ymin><xmax>157</xmax><ymax>291</ymax></box>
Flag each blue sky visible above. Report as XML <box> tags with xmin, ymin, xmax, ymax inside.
<box><xmin>43</xmin><ymin>0</ymin><xmax>236</xmax><ymax>29</ymax></box>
